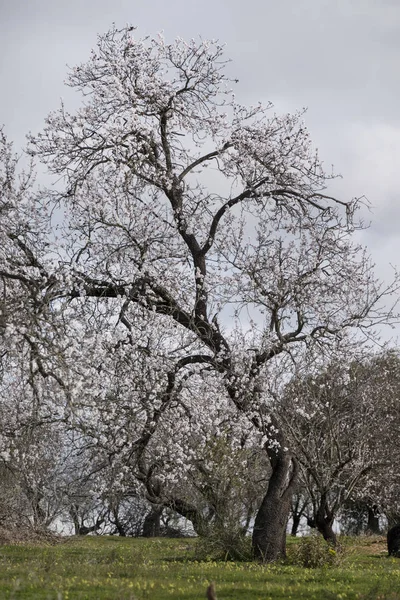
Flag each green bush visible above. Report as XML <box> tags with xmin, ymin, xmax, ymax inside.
<box><xmin>288</xmin><ymin>534</ymin><xmax>343</xmax><ymax>568</ymax></box>
<box><xmin>195</xmin><ymin>526</ymin><xmax>253</xmax><ymax>561</ymax></box>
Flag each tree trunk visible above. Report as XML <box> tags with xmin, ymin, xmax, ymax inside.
<box><xmin>111</xmin><ymin>507</ymin><xmax>127</xmax><ymax>537</ymax></box>
<box><xmin>290</xmin><ymin>492</ymin><xmax>309</xmax><ymax>537</ymax></box>
<box><xmin>25</xmin><ymin>486</ymin><xmax>47</xmax><ymax>529</ymax></box>
<box><xmin>291</xmin><ymin>514</ymin><xmax>301</xmax><ymax>537</ymax></box>
<box><xmin>142</xmin><ymin>506</ymin><xmax>162</xmax><ymax>537</ymax></box>
<box><xmin>252</xmin><ymin>449</ymin><xmax>297</xmax><ymax>562</ymax></box>
<box><xmin>70</xmin><ymin>505</ymin><xmax>81</xmax><ymax>536</ymax></box>
<box><xmin>78</xmin><ymin>518</ymin><xmax>104</xmax><ymax>535</ymax></box>
<box><xmin>315</xmin><ymin>515</ymin><xmax>336</xmax><ymax>545</ymax></box>
<box><xmin>167</xmin><ymin>497</ymin><xmax>212</xmax><ymax>537</ymax></box>
<box><xmin>312</xmin><ymin>494</ymin><xmax>337</xmax><ymax>545</ymax></box>
<box><xmin>366</xmin><ymin>506</ymin><xmax>380</xmax><ymax>535</ymax></box>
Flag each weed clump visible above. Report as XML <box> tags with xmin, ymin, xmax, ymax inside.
<box><xmin>195</xmin><ymin>528</ymin><xmax>252</xmax><ymax>561</ymax></box>
<box><xmin>0</xmin><ymin>525</ymin><xmax>58</xmax><ymax>546</ymax></box>
<box><xmin>288</xmin><ymin>534</ymin><xmax>343</xmax><ymax>568</ymax></box>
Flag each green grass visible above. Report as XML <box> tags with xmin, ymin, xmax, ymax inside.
<box><xmin>0</xmin><ymin>535</ymin><xmax>399</xmax><ymax>599</ymax></box>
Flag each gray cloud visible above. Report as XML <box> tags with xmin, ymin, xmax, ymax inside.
<box><xmin>1</xmin><ymin>0</ymin><xmax>399</xmax><ymax>337</ymax></box>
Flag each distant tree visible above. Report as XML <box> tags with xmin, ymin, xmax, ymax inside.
<box><xmin>346</xmin><ymin>351</ymin><xmax>400</xmax><ymax>530</ymax></box>
<box><xmin>0</xmin><ymin>373</ymin><xmax>71</xmax><ymax>531</ymax></box>
<box><xmin>280</xmin><ymin>350</ymin><xmax>400</xmax><ymax>544</ymax></box>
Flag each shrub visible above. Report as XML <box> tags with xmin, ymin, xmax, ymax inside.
<box><xmin>195</xmin><ymin>527</ymin><xmax>252</xmax><ymax>562</ymax></box>
<box><xmin>289</xmin><ymin>534</ymin><xmax>343</xmax><ymax>568</ymax></box>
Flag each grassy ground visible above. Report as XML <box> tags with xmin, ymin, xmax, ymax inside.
<box><xmin>0</xmin><ymin>535</ymin><xmax>399</xmax><ymax>599</ymax></box>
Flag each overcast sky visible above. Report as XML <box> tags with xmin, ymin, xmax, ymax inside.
<box><xmin>1</xmin><ymin>0</ymin><xmax>400</xmax><ymax>337</ymax></box>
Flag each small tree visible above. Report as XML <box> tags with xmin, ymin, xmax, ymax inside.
<box><xmin>346</xmin><ymin>351</ymin><xmax>400</xmax><ymax>531</ymax></box>
<box><xmin>280</xmin><ymin>350</ymin><xmax>400</xmax><ymax>544</ymax></box>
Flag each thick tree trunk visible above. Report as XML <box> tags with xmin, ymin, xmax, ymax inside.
<box><xmin>252</xmin><ymin>449</ymin><xmax>297</xmax><ymax>562</ymax></box>
<box><xmin>315</xmin><ymin>515</ymin><xmax>336</xmax><ymax>545</ymax></box>
<box><xmin>167</xmin><ymin>497</ymin><xmax>212</xmax><ymax>537</ymax></box>
<box><xmin>142</xmin><ymin>506</ymin><xmax>162</xmax><ymax>537</ymax></box>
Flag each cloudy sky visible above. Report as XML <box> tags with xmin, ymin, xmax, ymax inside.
<box><xmin>1</xmin><ymin>0</ymin><xmax>400</xmax><ymax>335</ymax></box>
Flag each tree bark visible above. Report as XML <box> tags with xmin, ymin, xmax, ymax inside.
<box><xmin>142</xmin><ymin>506</ymin><xmax>162</xmax><ymax>537</ymax></box>
<box><xmin>315</xmin><ymin>515</ymin><xmax>336</xmax><ymax>545</ymax></box>
<box><xmin>111</xmin><ymin>507</ymin><xmax>127</xmax><ymax>537</ymax></box>
<box><xmin>77</xmin><ymin>519</ymin><xmax>104</xmax><ymax>535</ymax></box>
<box><xmin>252</xmin><ymin>448</ymin><xmax>297</xmax><ymax>562</ymax></box>
<box><xmin>310</xmin><ymin>494</ymin><xmax>337</xmax><ymax>545</ymax></box>
<box><xmin>291</xmin><ymin>514</ymin><xmax>301</xmax><ymax>537</ymax></box>
<box><xmin>366</xmin><ymin>506</ymin><xmax>380</xmax><ymax>535</ymax></box>
<box><xmin>290</xmin><ymin>492</ymin><xmax>309</xmax><ymax>536</ymax></box>
<box><xmin>167</xmin><ymin>497</ymin><xmax>212</xmax><ymax>537</ymax></box>
<box><xmin>70</xmin><ymin>505</ymin><xmax>81</xmax><ymax>536</ymax></box>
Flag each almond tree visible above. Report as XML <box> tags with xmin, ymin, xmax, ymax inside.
<box><xmin>57</xmin><ymin>304</ymin><xmax>264</xmax><ymax>538</ymax></box>
<box><xmin>0</xmin><ymin>131</ymin><xmax>77</xmax><ymax>533</ymax></box>
<box><xmin>280</xmin><ymin>350</ymin><xmax>400</xmax><ymax>544</ymax></box>
<box><xmin>341</xmin><ymin>351</ymin><xmax>400</xmax><ymax>531</ymax></box>
<box><xmin>0</xmin><ymin>336</ymin><xmax>73</xmax><ymax>532</ymax></box>
<box><xmin>21</xmin><ymin>25</ymin><xmax>400</xmax><ymax>560</ymax></box>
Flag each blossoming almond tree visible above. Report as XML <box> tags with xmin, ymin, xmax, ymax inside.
<box><xmin>0</xmin><ymin>132</ymin><xmax>86</xmax><ymax>534</ymax></box>
<box><xmin>56</xmin><ymin>300</ymin><xmax>263</xmax><ymax>537</ymax></box>
<box><xmin>279</xmin><ymin>353</ymin><xmax>379</xmax><ymax>545</ymax></box>
<box><xmin>26</xmin><ymin>26</ymin><xmax>400</xmax><ymax>561</ymax></box>
<box><xmin>279</xmin><ymin>349</ymin><xmax>400</xmax><ymax>544</ymax></box>
<box><xmin>338</xmin><ymin>351</ymin><xmax>400</xmax><ymax>531</ymax></box>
